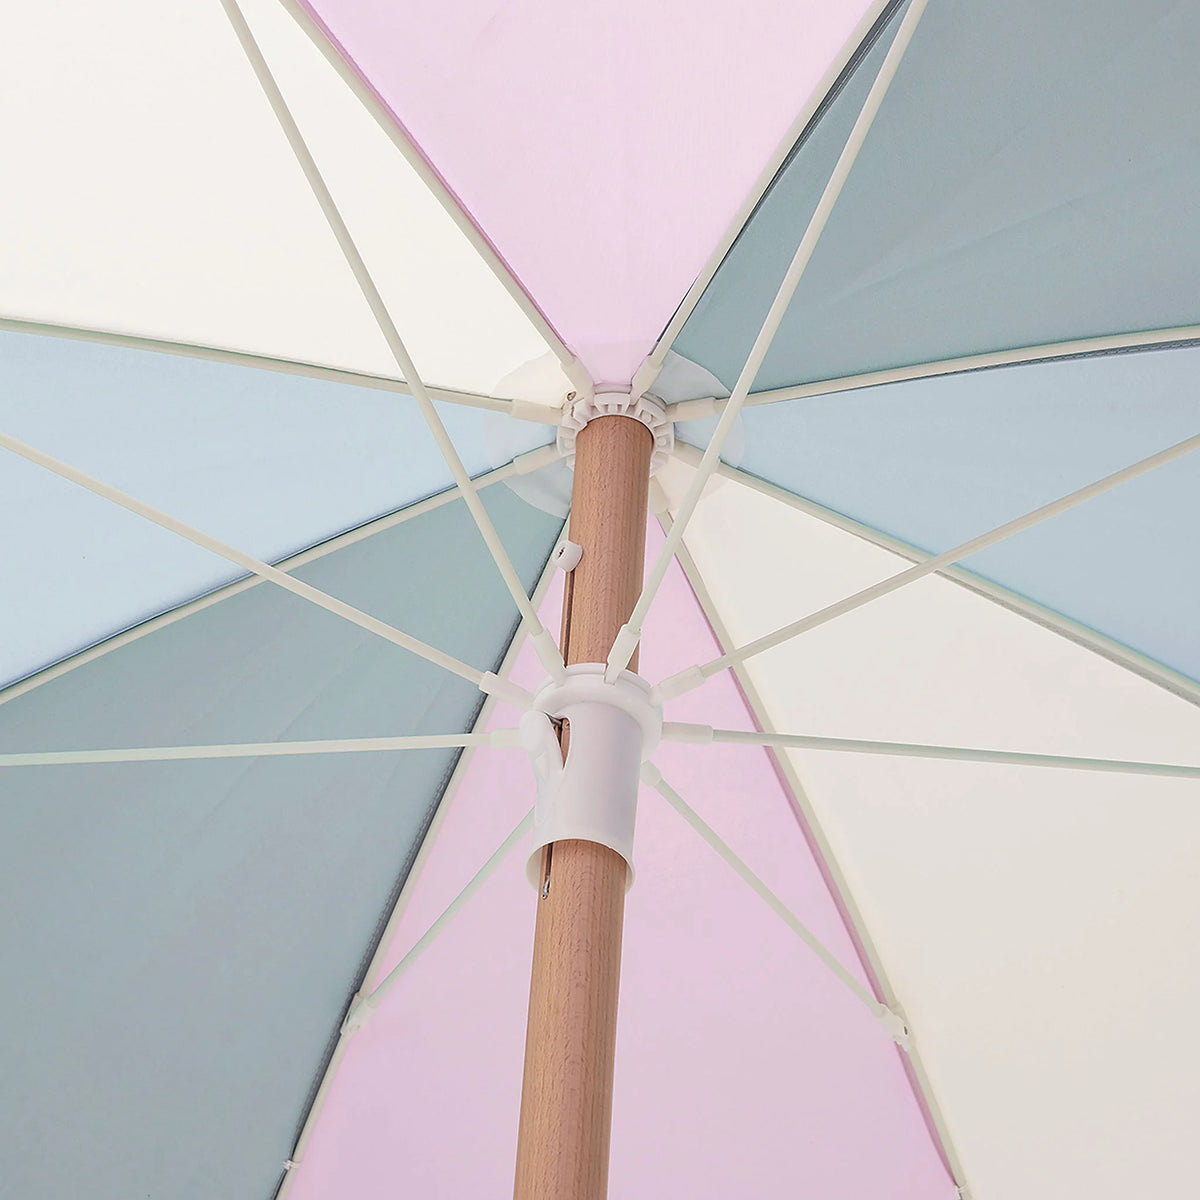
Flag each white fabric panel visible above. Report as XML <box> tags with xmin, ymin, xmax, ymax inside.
<box><xmin>236</xmin><ymin>0</ymin><xmax>571</xmax><ymax>401</ymax></box>
<box><xmin>0</xmin><ymin>0</ymin><xmax>568</xmax><ymax>399</ymax></box>
<box><xmin>657</xmin><ymin>459</ymin><xmax>1200</xmax><ymax>1200</ymax></box>
<box><xmin>0</xmin><ymin>1</ymin><xmax>387</xmax><ymax>369</ymax></box>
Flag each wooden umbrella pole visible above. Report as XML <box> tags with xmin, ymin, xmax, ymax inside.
<box><xmin>513</xmin><ymin>414</ymin><xmax>652</xmax><ymax>1200</ymax></box>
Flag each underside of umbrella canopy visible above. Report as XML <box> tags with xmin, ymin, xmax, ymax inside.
<box><xmin>0</xmin><ymin>472</ymin><xmax>562</xmax><ymax>1199</ymax></box>
<box><xmin>2</xmin><ymin>1</ymin><xmax>1198</xmax><ymax>1198</ymax></box>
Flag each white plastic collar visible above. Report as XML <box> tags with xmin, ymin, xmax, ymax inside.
<box><xmin>520</xmin><ymin>664</ymin><xmax>662</xmax><ymax>890</ymax></box>
<box><xmin>557</xmin><ymin>389</ymin><xmax>673</xmax><ymax>474</ymax></box>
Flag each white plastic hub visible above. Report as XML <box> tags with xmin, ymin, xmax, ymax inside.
<box><xmin>557</xmin><ymin>388</ymin><xmax>673</xmax><ymax>474</ymax></box>
<box><xmin>520</xmin><ymin>663</ymin><xmax>663</xmax><ymax>890</ymax></box>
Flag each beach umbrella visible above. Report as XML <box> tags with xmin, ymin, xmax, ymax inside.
<box><xmin>2</xmin><ymin>1</ymin><xmax>1198</xmax><ymax>1198</ymax></box>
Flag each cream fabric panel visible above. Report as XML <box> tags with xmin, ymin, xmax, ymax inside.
<box><xmin>658</xmin><ymin>459</ymin><xmax>1200</xmax><ymax>1200</ymax></box>
<box><xmin>0</xmin><ymin>0</ymin><xmax>569</xmax><ymax>399</ymax></box>
<box><xmin>237</xmin><ymin>0</ymin><xmax>572</xmax><ymax>401</ymax></box>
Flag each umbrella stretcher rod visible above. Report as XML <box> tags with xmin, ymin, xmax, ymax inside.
<box><xmin>0</xmin><ymin>431</ymin><xmax>531</xmax><ymax>711</ymax></box>
<box><xmin>605</xmin><ymin>0</ymin><xmax>931</xmax><ymax>684</ymax></box>
<box><xmin>0</xmin><ymin>449</ymin><xmax>556</xmax><ymax>716</ymax></box>
<box><xmin>221</xmin><ymin>0</ymin><xmax>565</xmax><ymax>681</ymax></box>
<box><xmin>516</xmin><ymin>7</ymin><xmax>930</xmax><ymax>1189</ymax></box>
<box><xmin>660</xmin><ymin>725</ymin><xmax>1200</xmax><ymax>781</ymax></box>
<box><xmin>665</xmin><ymin>322</ymin><xmax>1200</xmax><ymax>419</ymax></box>
<box><xmin>514</xmin><ymin>414</ymin><xmax>652</xmax><ymax>1200</ymax></box>
<box><xmin>655</xmin><ymin>428</ymin><xmax>1200</xmax><ymax>701</ymax></box>
<box><xmin>0</xmin><ymin>731</ymin><xmax>521</xmax><ymax>768</ymax></box>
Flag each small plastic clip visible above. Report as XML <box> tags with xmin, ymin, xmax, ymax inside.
<box><xmin>876</xmin><ymin>1005</ymin><xmax>911</xmax><ymax>1049</ymax></box>
<box><xmin>341</xmin><ymin>990</ymin><xmax>376</xmax><ymax>1036</ymax></box>
<box><xmin>551</xmin><ymin>540</ymin><xmax>583</xmax><ymax>572</ymax></box>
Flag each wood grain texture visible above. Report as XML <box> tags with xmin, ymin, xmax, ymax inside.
<box><xmin>559</xmin><ymin>415</ymin><xmax>651</xmax><ymax>670</ymax></box>
<box><xmin>513</xmin><ymin>415</ymin><xmax>652</xmax><ymax>1200</ymax></box>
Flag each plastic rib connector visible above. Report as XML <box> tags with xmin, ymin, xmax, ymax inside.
<box><xmin>876</xmin><ymin>1005</ymin><xmax>911</xmax><ymax>1049</ymax></box>
<box><xmin>340</xmin><ymin>990</ymin><xmax>377</xmax><ymax>1036</ymax></box>
<box><xmin>557</xmin><ymin>389</ymin><xmax>673</xmax><ymax>474</ymax></box>
<box><xmin>520</xmin><ymin>664</ymin><xmax>663</xmax><ymax>890</ymax></box>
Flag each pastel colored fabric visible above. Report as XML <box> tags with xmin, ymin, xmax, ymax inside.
<box><xmin>295</xmin><ymin>0</ymin><xmax>880</xmax><ymax>382</ymax></box>
<box><xmin>284</xmin><ymin>532</ymin><xmax>954</xmax><ymax>1199</ymax></box>
<box><xmin>1</xmin><ymin>1</ymin><xmax>1198</xmax><ymax>1199</ymax></box>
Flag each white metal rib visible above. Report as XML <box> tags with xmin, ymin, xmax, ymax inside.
<box><xmin>652</xmin><ymin>498</ymin><xmax>971</xmax><ymax>1191</ymax></box>
<box><xmin>605</xmin><ymin>0</ymin><xmax>930</xmax><ymax>682</ymax></box>
<box><xmin>669</xmin><ymin>443</ymin><xmax>1200</xmax><ymax>709</ymax></box>
<box><xmin>0</xmin><ymin>314</ymin><xmax>559</xmax><ymax>421</ymax></box>
<box><xmin>274</xmin><ymin>529</ymin><xmax>563</xmax><ymax>1196</ymax></box>
<box><xmin>276</xmin><ymin>816</ymin><xmax>534</xmax><ymax>1196</ymax></box>
<box><xmin>658</xmin><ymin>429</ymin><xmax>1200</xmax><ymax>699</ymax></box>
<box><xmin>221</xmin><ymin>0</ymin><xmax>565</xmax><ymax>679</ymax></box>
<box><xmin>356</xmin><ymin>523</ymin><xmax>566</xmax><ymax>999</ymax></box>
<box><xmin>0</xmin><ymin>448</ymin><xmax>556</xmax><ymax>712</ymax></box>
<box><xmin>665</xmin><ymin>325</ymin><xmax>1200</xmax><ymax>420</ymax></box>
<box><xmin>343</xmin><ymin>809</ymin><xmax>534</xmax><ymax>1032</ymax></box>
<box><xmin>273</xmin><ymin>0</ymin><xmax>590</xmax><ymax>398</ymax></box>
<box><xmin>662</xmin><ymin>725</ymin><xmax>1200</xmax><ymax>781</ymax></box>
<box><xmin>631</xmin><ymin>0</ymin><xmax>901</xmax><ymax>398</ymax></box>
<box><xmin>642</xmin><ymin>763</ymin><xmax>885</xmax><ymax>1015</ymax></box>
<box><xmin>0</xmin><ymin>430</ymin><xmax>528</xmax><ymax>705</ymax></box>
<box><xmin>0</xmin><ymin>732</ymin><xmax>522</xmax><ymax>768</ymax></box>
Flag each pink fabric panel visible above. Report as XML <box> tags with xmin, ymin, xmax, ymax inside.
<box><xmin>288</xmin><ymin>526</ymin><xmax>954</xmax><ymax>1197</ymax></box>
<box><xmin>298</xmin><ymin>0</ymin><xmax>878</xmax><ymax>384</ymax></box>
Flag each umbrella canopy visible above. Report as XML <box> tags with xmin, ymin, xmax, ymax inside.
<box><xmin>2</xmin><ymin>1</ymin><xmax>1198</xmax><ymax>1198</ymax></box>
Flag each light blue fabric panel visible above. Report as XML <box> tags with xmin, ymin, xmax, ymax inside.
<box><xmin>0</xmin><ymin>488</ymin><xmax>559</xmax><ymax>1200</ymax></box>
<box><xmin>672</xmin><ymin>0</ymin><xmax>1200</xmax><ymax>393</ymax></box>
<box><xmin>681</xmin><ymin>347</ymin><xmax>1200</xmax><ymax>683</ymax></box>
<box><xmin>0</xmin><ymin>329</ymin><xmax>552</xmax><ymax>684</ymax></box>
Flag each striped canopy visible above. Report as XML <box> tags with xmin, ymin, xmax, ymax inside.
<box><xmin>2</xmin><ymin>2</ymin><xmax>1198</xmax><ymax>1198</ymax></box>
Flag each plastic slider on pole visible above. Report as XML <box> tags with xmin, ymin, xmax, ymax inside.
<box><xmin>520</xmin><ymin>664</ymin><xmax>662</xmax><ymax>890</ymax></box>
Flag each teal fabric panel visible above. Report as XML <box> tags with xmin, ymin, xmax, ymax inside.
<box><xmin>0</xmin><ymin>329</ymin><xmax>552</xmax><ymax>685</ymax></box>
<box><xmin>670</xmin><ymin>0</ymin><xmax>906</xmax><ymax>395</ymax></box>
<box><xmin>680</xmin><ymin>346</ymin><xmax>1200</xmax><ymax>684</ymax></box>
<box><xmin>672</xmin><ymin>0</ymin><xmax>1200</xmax><ymax>394</ymax></box>
<box><xmin>0</xmin><ymin>488</ymin><xmax>560</xmax><ymax>1200</ymax></box>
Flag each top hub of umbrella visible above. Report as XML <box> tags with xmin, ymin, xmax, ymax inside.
<box><xmin>557</xmin><ymin>387</ymin><xmax>674</xmax><ymax>473</ymax></box>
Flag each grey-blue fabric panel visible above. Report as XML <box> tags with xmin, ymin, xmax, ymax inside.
<box><xmin>679</xmin><ymin>347</ymin><xmax>1200</xmax><ymax>683</ymax></box>
<box><xmin>673</xmin><ymin>0</ymin><xmax>1200</xmax><ymax>392</ymax></box>
<box><xmin>0</xmin><ymin>488</ymin><xmax>560</xmax><ymax>1200</ymax></box>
